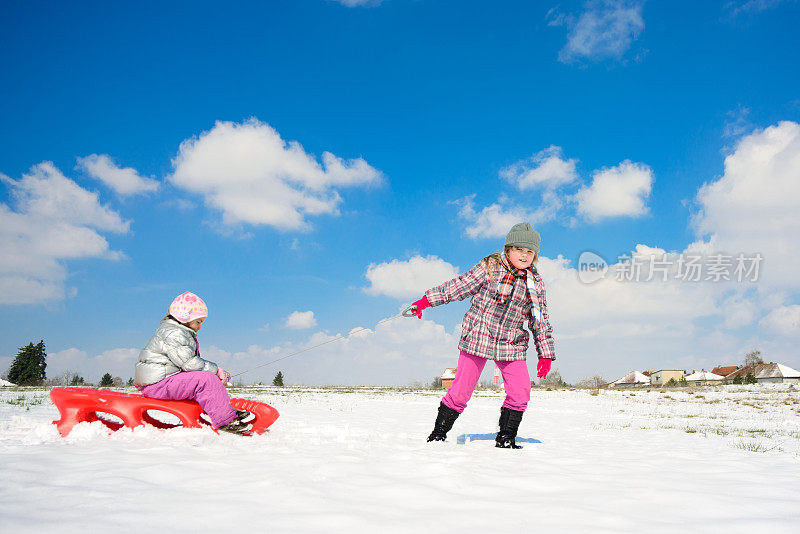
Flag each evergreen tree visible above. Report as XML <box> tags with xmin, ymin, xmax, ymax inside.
<box><xmin>127</xmin><ymin>377</ymin><xmax>134</xmax><ymax>386</ymax></box>
<box><xmin>272</xmin><ymin>371</ymin><xmax>284</xmax><ymax>387</ymax></box>
<box><xmin>70</xmin><ymin>374</ymin><xmax>85</xmax><ymax>386</ymax></box>
<box><xmin>99</xmin><ymin>373</ymin><xmax>114</xmax><ymax>387</ymax></box>
<box><xmin>744</xmin><ymin>372</ymin><xmax>757</xmax><ymax>384</ymax></box>
<box><xmin>732</xmin><ymin>374</ymin><xmax>743</xmax><ymax>385</ymax></box>
<box><xmin>7</xmin><ymin>340</ymin><xmax>47</xmax><ymax>386</ymax></box>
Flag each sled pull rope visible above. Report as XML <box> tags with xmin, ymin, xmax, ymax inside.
<box><xmin>401</xmin><ymin>304</ymin><xmax>419</xmax><ymax>318</ymax></box>
<box><xmin>231</xmin><ymin>312</ymin><xmax>409</xmax><ymax>378</ymax></box>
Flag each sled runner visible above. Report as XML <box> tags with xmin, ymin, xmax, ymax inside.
<box><xmin>50</xmin><ymin>387</ymin><xmax>279</xmax><ymax>437</ymax></box>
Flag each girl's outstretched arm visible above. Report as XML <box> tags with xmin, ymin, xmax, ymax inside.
<box><xmin>424</xmin><ymin>261</ymin><xmax>488</xmax><ymax>307</ymax></box>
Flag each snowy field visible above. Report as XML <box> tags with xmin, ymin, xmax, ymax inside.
<box><xmin>1</xmin><ymin>385</ymin><xmax>799</xmax><ymax>533</ymax></box>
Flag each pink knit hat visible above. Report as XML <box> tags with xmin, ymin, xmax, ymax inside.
<box><xmin>168</xmin><ymin>291</ymin><xmax>208</xmax><ymax>323</ymax></box>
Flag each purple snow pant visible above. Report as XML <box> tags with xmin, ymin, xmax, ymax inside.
<box><xmin>139</xmin><ymin>371</ymin><xmax>236</xmax><ymax>429</ymax></box>
<box><xmin>442</xmin><ymin>351</ymin><xmax>531</xmax><ymax>413</ymax></box>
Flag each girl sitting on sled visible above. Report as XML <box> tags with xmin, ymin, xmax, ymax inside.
<box><xmin>409</xmin><ymin>222</ymin><xmax>557</xmax><ymax>448</ymax></box>
<box><xmin>134</xmin><ymin>291</ymin><xmax>253</xmax><ymax>435</ymax></box>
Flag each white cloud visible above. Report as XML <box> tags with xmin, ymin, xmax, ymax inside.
<box><xmin>76</xmin><ymin>154</ymin><xmax>159</xmax><ymax>196</ymax></box>
<box><xmin>552</xmin><ymin>0</ymin><xmax>645</xmax><ymax>64</ymax></box>
<box><xmin>718</xmin><ymin>293</ymin><xmax>759</xmax><ymax>330</ymax></box>
<box><xmin>364</xmin><ymin>255</ymin><xmax>459</xmax><ymax>300</ymax></box>
<box><xmin>531</xmin><ymin>251</ymin><xmax>791</xmax><ymax>382</ymax></box>
<box><xmin>203</xmin><ymin>316</ymin><xmax>460</xmax><ymax>386</ymax></box>
<box><xmin>46</xmin><ymin>347</ymin><xmax>140</xmax><ymax>382</ymax></box>
<box><xmin>759</xmin><ymin>305</ymin><xmax>800</xmax><ymax>337</ymax></box>
<box><xmin>725</xmin><ymin>0</ymin><xmax>795</xmax><ymax>18</ymax></box>
<box><xmin>169</xmin><ymin>119</ymin><xmax>382</xmax><ymax>231</ymax></box>
<box><xmin>500</xmin><ymin>146</ymin><xmax>578</xmax><ymax>191</ymax></box>
<box><xmin>691</xmin><ymin>121</ymin><xmax>800</xmax><ymax>289</ymax></box>
<box><xmin>0</xmin><ymin>162</ymin><xmax>128</xmax><ymax>305</ymax></box>
<box><xmin>332</xmin><ymin>0</ymin><xmax>384</xmax><ymax>6</ymax></box>
<box><xmin>575</xmin><ymin>160</ymin><xmax>653</xmax><ymax>222</ymax></box>
<box><xmin>723</xmin><ymin>106</ymin><xmax>752</xmax><ymax>139</ymax></box>
<box><xmin>458</xmin><ymin>147</ymin><xmax>653</xmax><ymax>237</ymax></box>
<box><xmin>457</xmin><ymin>194</ymin><xmax>562</xmax><ymax>239</ymax></box>
<box><xmin>285</xmin><ymin>311</ymin><xmax>318</xmax><ymax>330</ymax></box>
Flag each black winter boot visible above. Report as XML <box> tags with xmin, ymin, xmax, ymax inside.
<box><xmin>218</xmin><ymin>410</ymin><xmax>253</xmax><ymax>435</ymax></box>
<box><xmin>427</xmin><ymin>402</ymin><xmax>460</xmax><ymax>442</ymax></box>
<box><xmin>495</xmin><ymin>406</ymin><xmax>524</xmax><ymax>449</ymax></box>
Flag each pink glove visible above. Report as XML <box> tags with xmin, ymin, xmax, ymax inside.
<box><xmin>410</xmin><ymin>296</ymin><xmax>430</xmax><ymax>319</ymax></box>
<box><xmin>537</xmin><ymin>358</ymin><xmax>552</xmax><ymax>379</ymax></box>
<box><xmin>217</xmin><ymin>368</ymin><xmax>231</xmax><ymax>384</ymax></box>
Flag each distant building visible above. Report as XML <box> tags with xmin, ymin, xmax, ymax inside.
<box><xmin>711</xmin><ymin>365</ymin><xmax>739</xmax><ymax>377</ymax></box>
<box><xmin>441</xmin><ymin>368</ymin><xmax>457</xmax><ymax>389</ymax></box>
<box><xmin>650</xmin><ymin>370</ymin><xmax>685</xmax><ymax>386</ymax></box>
<box><xmin>493</xmin><ymin>367</ymin><xmax>503</xmax><ymax>387</ymax></box>
<box><xmin>608</xmin><ymin>371</ymin><xmax>651</xmax><ymax>388</ymax></box>
<box><xmin>0</xmin><ymin>379</ymin><xmax>16</xmax><ymax>387</ymax></box>
<box><xmin>725</xmin><ymin>363</ymin><xmax>800</xmax><ymax>384</ymax></box>
<box><xmin>684</xmin><ymin>370</ymin><xmax>724</xmax><ymax>386</ymax></box>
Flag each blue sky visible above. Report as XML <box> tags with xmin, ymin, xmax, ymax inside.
<box><xmin>1</xmin><ymin>0</ymin><xmax>799</xmax><ymax>385</ymax></box>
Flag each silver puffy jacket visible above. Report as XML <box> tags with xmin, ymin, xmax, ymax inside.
<box><xmin>134</xmin><ymin>318</ymin><xmax>219</xmax><ymax>387</ymax></box>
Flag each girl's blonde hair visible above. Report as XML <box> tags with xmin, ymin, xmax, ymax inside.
<box><xmin>482</xmin><ymin>245</ymin><xmax>539</xmax><ymax>282</ymax></box>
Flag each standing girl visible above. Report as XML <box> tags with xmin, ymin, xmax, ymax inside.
<box><xmin>409</xmin><ymin>223</ymin><xmax>557</xmax><ymax>448</ymax></box>
<box><xmin>134</xmin><ymin>291</ymin><xmax>253</xmax><ymax>435</ymax></box>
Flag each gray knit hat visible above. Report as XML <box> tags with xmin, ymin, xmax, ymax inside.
<box><xmin>505</xmin><ymin>222</ymin><xmax>541</xmax><ymax>252</ymax></box>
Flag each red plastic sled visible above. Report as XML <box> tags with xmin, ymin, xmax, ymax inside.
<box><xmin>50</xmin><ymin>387</ymin><xmax>279</xmax><ymax>437</ymax></box>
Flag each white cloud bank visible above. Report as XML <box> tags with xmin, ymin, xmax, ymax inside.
<box><xmin>204</xmin><ymin>315</ymin><xmax>461</xmax><ymax>386</ymax></box>
<box><xmin>458</xmin><ymin>146</ymin><xmax>653</xmax><ymax>237</ymax></box>
<box><xmin>169</xmin><ymin>119</ymin><xmax>383</xmax><ymax>231</ymax></box>
<box><xmin>691</xmin><ymin>120</ymin><xmax>800</xmax><ymax>289</ymax></box>
<box><xmin>575</xmin><ymin>160</ymin><xmax>654</xmax><ymax>222</ymax></box>
<box><xmin>549</xmin><ymin>0</ymin><xmax>645</xmax><ymax>64</ymax></box>
<box><xmin>364</xmin><ymin>255</ymin><xmax>459</xmax><ymax>299</ymax></box>
<box><xmin>285</xmin><ymin>311</ymin><xmax>318</xmax><ymax>330</ymax></box>
<box><xmin>76</xmin><ymin>154</ymin><xmax>159</xmax><ymax>196</ymax></box>
<box><xmin>500</xmin><ymin>146</ymin><xmax>578</xmax><ymax>191</ymax></box>
<box><xmin>42</xmin><ymin>347</ymin><xmax>140</xmax><ymax>383</ymax></box>
<box><xmin>759</xmin><ymin>305</ymin><xmax>800</xmax><ymax>337</ymax></box>
<box><xmin>457</xmin><ymin>194</ymin><xmax>563</xmax><ymax>239</ymax></box>
<box><xmin>0</xmin><ymin>162</ymin><xmax>128</xmax><ymax>304</ymax></box>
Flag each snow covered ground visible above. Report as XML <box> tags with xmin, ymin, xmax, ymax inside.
<box><xmin>1</xmin><ymin>384</ymin><xmax>799</xmax><ymax>533</ymax></box>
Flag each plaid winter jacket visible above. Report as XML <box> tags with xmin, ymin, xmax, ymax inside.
<box><xmin>424</xmin><ymin>258</ymin><xmax>556</xmax><ymax>362</ymax></box>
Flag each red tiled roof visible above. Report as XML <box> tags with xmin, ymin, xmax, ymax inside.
<box><xmin>725</xmin><ymin>365</ymin><xmax>754</xmax><ymax>379</ymax></box>
<box><xmin>712</xmin><ymin>366</ymin><xmax>738</xmax><ymax>376</ymax></box>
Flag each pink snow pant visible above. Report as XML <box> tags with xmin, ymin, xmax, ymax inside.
<box><xmin>140</xmin><ymin>371</ymin><xmax>236</xmax><ymax>428</ymax></box>
<box><xmin>442</xmin><ymin>351</ymin><xmax>531</xmax><ymax>413</ymax></box>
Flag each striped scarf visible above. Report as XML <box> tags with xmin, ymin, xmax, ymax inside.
<box><xmin>495</xmin><ymin>259</ymin><xmax>529</xmax><ymax>305</ymax></box>
<box><xmin>495</xmin><ymin>256</ymin><xmax>544</xmax><ymax>325</ymax></box>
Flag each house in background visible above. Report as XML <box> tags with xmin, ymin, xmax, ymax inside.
<box><xmin>650</xmin><ymin>370</ymin><xmax>685</xmax><ymax>386</ymax></box>
<box><xmin>711</xmin><ymin>365</ymin><xmax>739</xmax><ymax>377</ymax></box>
<box><xmin>608</xmin><ymin>371</ymin><xmax>651</xmax><ymax>388</ymax></box>
<box><xmin>725</xmin><ymin>363</ymin><xmax>800</xmax><ymax>384</ymax></box>
<box><xmin>684</xmin><ymin>370</ymin><xmax>725</xmax><ymax>386</ymax></box>
<box><xmin>441</xmin><ymin>368</ymin><xmax>457</xmax><ymax>389</ymax></box>
<box><xmin>0</xmin><ymin>378</ymin><xmax>16</xmax><ymax>387</ymax></box>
